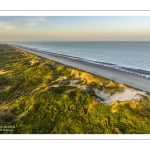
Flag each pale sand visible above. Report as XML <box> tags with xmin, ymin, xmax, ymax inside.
<box><xmin>0</xmin><ymin>70</ymin><xmax>9</xmax><ymax>75</ymax></box>
<box><xmin>12</xmin><ymin>45</ymin><xmax>150</xmax><ymax>92</ymax></box>
<box><xmin>94</xmin><ymin>88</ymin><xmax>146</xmax><ymax>104</ymax></box>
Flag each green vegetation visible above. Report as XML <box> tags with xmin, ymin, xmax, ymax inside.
<box><xmin>0</xmin><ymin>44</ymin><xmax>150</xmax><ymax>134</ymax></box>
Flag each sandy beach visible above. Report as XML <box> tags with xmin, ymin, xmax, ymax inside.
<box><xmin>12</xmin><ymin>45</ymin><xmax>150</xmax><ymax>92</ymax></box>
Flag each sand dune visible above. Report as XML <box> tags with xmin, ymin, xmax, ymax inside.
<box><xmin>94</xmin><ymin>88</ymin><xmax>146</xmax><ymax>104</ymax></box>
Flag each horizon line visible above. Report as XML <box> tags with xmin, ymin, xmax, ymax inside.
<box><xmin>1</xmin><ymin>40</ymin><xmax>150</xmax><ymax>42</ymax></box>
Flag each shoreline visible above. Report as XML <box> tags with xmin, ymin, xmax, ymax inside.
<box><xmin>11</xmin><ymin>44</ymin><xmax>150</xmax><ymax>92</ymax></box>
<box><xmin>12</xmin><ymin>44</ymin><xmax>150</xmax><ymax>78</ymax></box>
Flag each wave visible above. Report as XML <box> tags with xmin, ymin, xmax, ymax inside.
<box><xmin>69</xmin><ymin>57</ymin><xmax>150</xmax><ymax>79</ymax></box>
<box><xmin>10</xmin><ymin>43</ymin><xmax>150</xmax><ymax>80</ymax></box>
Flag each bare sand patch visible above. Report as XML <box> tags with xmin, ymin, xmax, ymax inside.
<box><xmin>50</xmin><ymin>85</ymin><xmax>60</xmax><ymax>87</ymax></box>
<box><xmin>69</xmin><ymin>80</ymin><xmax>79</xmax><ymax>85</ymax></box>
<box><xmin>0</xmin><ymin>70</ymin><xmax>9</xmax><ymax>75</ymax></box>
<box><xmin>0</xmin><ymin>104</ymin><xmax>14</xmax><ymax>117</ymax></box>
<box><xmin>16</xmin><ymin>112</ymin><xmax>26</xmax><ymax>120</ymax></box>
<box><xmin>94</xmin><ymin>88</ymin><xmax>146</xmax><ymax>104</ymax></box>
<box><xmin>0</xmin><ymin>86</ymin><xmax>11</xmax><ymax>92</ymax></box>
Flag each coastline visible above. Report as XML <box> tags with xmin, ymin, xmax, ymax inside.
<box><xmin>12</xmin><ymin>44</ymin><xmax>150</xmax><ymax>92</ymax></box>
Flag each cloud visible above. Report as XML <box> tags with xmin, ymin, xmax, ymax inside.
<box><xmin>0</xmin><ymin>22</ymin><xmax>14</xmax><ymax>30</ymax></box>
<box><xmin>35</xmin><ymin>17</ymin><xmax>45</xmax><ymax>22</ymax></box>
<box><xmin>16</xmin><ymin>20</ymin><xmax>28</xmax><ymax>24</ymax></box>
<box><xmin>15</xmin><ymin>17</ymin><xmax>45</xmax><ymax>27</ymax></box>
<box><xmin>27</xmin><ymin>22</ymin><xmax>38</xmax><ymax>26</ymax></box>
<box><xmin>0</xmin><ymin>17</ymin><xmax>46</xmax><ymax>30</ymax></box>
<box><xmin>26</xmin><ymin>17</ymin><xmax>45</xmax><ymax>26</ymax></box>
<box><xmin>4</xmin><ymin>25</ymin><xmax>14</xmax><ymax>29</ymax></box>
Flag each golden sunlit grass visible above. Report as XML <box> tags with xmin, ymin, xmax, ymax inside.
<box><xmin>0</xmin><ymin>70</ymin><xmax>9</xmax><ymax>75</ymax></box>
<box><xmin>0</xmin><ymin>44</ymin><xmax>150</xmax><ymax>134</ymax></box>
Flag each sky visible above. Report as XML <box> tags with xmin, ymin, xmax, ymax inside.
<box><xmin>1</xmin><ymin>16</ymin><xmax>150</xmax><ymax>41</ymax></box>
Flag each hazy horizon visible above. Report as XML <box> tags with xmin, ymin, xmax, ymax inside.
<box><xmin>2</xmin><ymin>40</ymin><xmax>150</xmax><ymax>42</ymax></box>
<box><xmin>1</xmin><ymin>16</ymin><xmax>150</xmax><ymax>41</ymax></box>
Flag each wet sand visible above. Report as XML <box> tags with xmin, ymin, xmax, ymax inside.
<box><xmin>12</xmin><ymin>45</ymin><xmax>150</xmax><ymax>92</ymax></box>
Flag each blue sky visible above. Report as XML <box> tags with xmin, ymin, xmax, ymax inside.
<box><xmin>1</xmin><ymin>16</ymin><xmax>150</xmax><ymax>41</ymax></box>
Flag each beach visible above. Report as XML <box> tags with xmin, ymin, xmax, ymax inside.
<box><xmin>12</xmin><ymin>45</ymin><xmax>150</xmax><ymax>92</ymax></box>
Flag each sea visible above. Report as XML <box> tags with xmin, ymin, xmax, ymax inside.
<box><xmin>7</xmin><ymin>41</ymin><xmax>150</xmax><ymax>79</ymax></box>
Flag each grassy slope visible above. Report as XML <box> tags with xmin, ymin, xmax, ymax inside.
<box><xmin>0</xmin><ymin>44</ymin><xmax>150</xmax><ymax>134</ymax></box>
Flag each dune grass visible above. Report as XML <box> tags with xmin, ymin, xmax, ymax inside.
<box><xmin>0</xmin><ymin>44</ymin><xmax>150</xmax><ymax>134</ymax></box>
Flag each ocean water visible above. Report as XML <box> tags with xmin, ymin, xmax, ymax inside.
<box><xmin>9</xmin><ymin>41</ymin><xmax>150</xmax><ymax>78</ymax></box>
